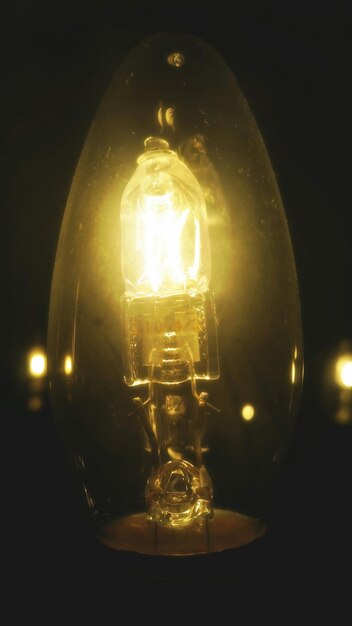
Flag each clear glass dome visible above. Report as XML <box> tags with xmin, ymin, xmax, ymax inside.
<box><xmin>48</xmin><ymin>34</ymin><xmax>303</xmax><ymax>555</ymax></box>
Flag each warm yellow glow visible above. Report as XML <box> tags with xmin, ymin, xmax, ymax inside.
<box><xmin>64</xmin><ymin>355</ymin><xmax>73</xmax><ymax>375</ymax></box>
<box><xmin>138</xmin><ymin>195</ymin><xmax>200</xmax><ymax>294</ymax></box>
<box><xmin>291</xmin><ymin>361</ymin><xmax>296</xmax><ymax>384</ymax></box>
<box><xmin>28</xmin><ymin>350</ymin><xmax>47</xmax><ymax>377</ymax></box>
<box><xmin>121</xmin><ymin>143</ymin><xmax>210</xmax><ymax>299</ymax></box>
<box><xmin>241</xmin><ymin>404</ymin><xmax>255</xmax><ymax>421</ymax></box>
<box><xmin>336</xmin><ymin>355</ymin><xmax>352</xmax><ymax>388</ymax></box>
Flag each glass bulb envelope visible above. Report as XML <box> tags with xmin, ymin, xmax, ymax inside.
<box><xmin>48</xmin><ymin>34</ymin><xmax>303</xmax><ymax>555</ymax></box>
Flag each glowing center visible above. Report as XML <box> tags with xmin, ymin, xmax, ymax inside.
<box><xmin>137</xmin><ymin>192</ymin><xmax>200</xmax><ymax>294</ymax></box>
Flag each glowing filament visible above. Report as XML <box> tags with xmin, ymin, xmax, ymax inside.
<box><xmin>121</xmin><ymin>140</ymin><xmax>210</xmax><ymax>298</ymax></box>
<box><xmin>136</xmin><ymin>193</ymin><xmax>200</xmax><ymax>294</ymax></box>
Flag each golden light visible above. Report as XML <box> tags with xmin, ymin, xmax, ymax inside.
<box><xmin>121</xmin><ymin>137</ymin><xmax>205</xmax><ymax>299</ymax></box>
<box><xmin>47</xmin><ymin>34</ymin><xmax>303</xmax><ymax>556</ymax></box>
<box><xmin>28</xmin><ymin>349</ymin><xmax>47</xmax><ymax>378</ymax></box>
<box><xmin>335</xmin><ymin>355</ymin><xmax>352</xmax><ymax>389</ymax></box>
<box><xmin>64</xmin><ymin>355</ymin><xmax>73</xmax><ymax>375</ymax></box>
<box><xmin>241</xmin><ymin>404</ymin><xmax>255</xmax><ymax>421</ymax></box>
<box><xmin>291</xmin><ymin>361</ymin><xmax>296</xmax><ymax>384</ymax></box>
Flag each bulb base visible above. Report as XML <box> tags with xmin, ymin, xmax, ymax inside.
<box><xmin>122</xmin><ymin>291</ymin><xmax>219</xmax><ymax>386</ymax></box>
<box><xmin>99</xmin><ymin>509</ymin><xmax>266</xmax><ymax>556</ymax></box>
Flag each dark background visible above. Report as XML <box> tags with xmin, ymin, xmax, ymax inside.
<box><xmin>3</xmin><ymin>0</ymin><xmax>352</xmax><ymax>607</ymax></box>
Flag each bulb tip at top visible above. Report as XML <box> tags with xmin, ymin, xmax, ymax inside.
<box><xmin>137</xmin><ymin>136</ymin><xmax>175</xmax><ymax>164</ymax></box>
<box><xmin>167</xmin><ymin>51</ymin><xmax>185</xmax><ymax>68</ymax></box>
<box><xmin>144</xmin><ymin>136</ymin><xmax>170</xmax><ymax>152</ymax></box>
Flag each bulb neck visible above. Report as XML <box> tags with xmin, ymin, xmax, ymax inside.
<box><xmin>122</xmin><ymin>291</ymin><xmax>219</xmax><ymax>387</ymax></box>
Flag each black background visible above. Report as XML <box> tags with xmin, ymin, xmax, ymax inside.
<box><xmin>3</xmin><ymin>0</ymin><xmax>352</xmax><ymax>610</ymax></box>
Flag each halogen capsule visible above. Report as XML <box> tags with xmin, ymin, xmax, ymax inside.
<box><xmin>121</xmin><ymin>136</ymin><xmax>219</xmax><ymax>386</ymax></box>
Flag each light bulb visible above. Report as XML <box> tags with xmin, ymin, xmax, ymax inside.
<box><xmin>26</xmin><ymin>347</ymin><xmax>47</xmax><ymax>412</ymax></box>
<box><xmin>322</xmin><ymin>342</ymin><xmax>352</xmax><ymax>425</ymax></box>
<box><xmin>64</xmin><ymin>355</ymin><xmax>73</xmax><ymax>376</ymax></box>
<box><xmin>241</xmin><ymin>404</ymin><xmax>255</xmax><ymax>421</ymax></box>
<box><xmin>28</xmin><ymin>349</ymin><xmax>47</xmax><ymax>378</ymax></box>
<box><xmin>335</xmin><ymin>355</ymin><xmax>352</xmax><ymax>389</ymax></box>
<box><xmin>48</xmin><ymin>34</ymin><xmax>303</xmax><ymax>555</ymax></box>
